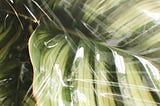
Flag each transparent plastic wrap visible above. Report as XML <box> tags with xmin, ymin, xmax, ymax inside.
<box><xmin>28</xmin><ymin>0</ymin><xmax>160</xmax><ymax>106</ymax></box>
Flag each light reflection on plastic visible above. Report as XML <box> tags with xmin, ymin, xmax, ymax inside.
<box><xmin>142</xmin><ymin>10</ymin><xmax>160</xmax><ymax>23</ymax></box>
<box><xmin>136</xmin><ymin>56</ymin><xmax>160</xmax><ymax>80</ymax></box>
<box><xmin>96</xmin><ymin>53</ymin><xmax>100</xmax><ymax>61</ymax></box>
<box><xmin>5</xmin><ymin>14</ymin><xmax>9</xmax><ymax>21</ymax></box>
<box><xmin>44</xmin><ymin>41</ymin><xmax>58</xmax><ymax>48</ymax></box>
<box><xmin>10</xmin><ymin>0</ymin><xmax>14</xmax><ymax>4</ymax></box>
<box><xmin>74</xmin><ymin>90</ymin><xmax>87</xmax><ymax>102</ymax></box>
<box><xmin>58</xmin><ymin>98</ymin><xmax>65</xmax><ymax>106</ymax></box>
<box><xmin>112</xmin><ymin>51</ymin><xmax>125</xmax><ymax>74</ymax></box>
<box><xmin>40</xmin><ymin>66</ymin><xmax>45</xmax><ymax>72</ymax></box>
<box><xmin>65</xmin><ymin>35</ymin><xmax>68</xmax><ymax>39</ymax></box>
<box><xmin>75</xmin><ymin>47</ymin><xmax>84</xmax><ymax>59</ymax></box>
<box><xmin>54</xmin><ymin>64</ymin><xmax>67</xmax><ymax>87</ymax></box>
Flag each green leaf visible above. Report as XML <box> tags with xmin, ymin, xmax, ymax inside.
<box><xmin>29</xmin><ymin>19</ymin><xmax>160</xmax><ymax>106</ymax></box>
<box><xmin>29</xmin><ymin>0</ymin><xmax>160</xmax><ymax>106</ymax></box>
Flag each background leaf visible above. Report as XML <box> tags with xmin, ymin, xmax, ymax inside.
<box><xmin>0</xmin><ymin>0</ymin><xmax>36</xmax><ymax>105</ymax></box>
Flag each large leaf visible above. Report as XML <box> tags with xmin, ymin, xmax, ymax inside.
<box><xmin>29</xmin><ymin>24</ymin><xmax>160</xmax><ymax>105</ymax></box>
<box><xmin>29</xmin><ymin>0</ymin><xmax>160</xmax><ymax>103</ymax></box>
